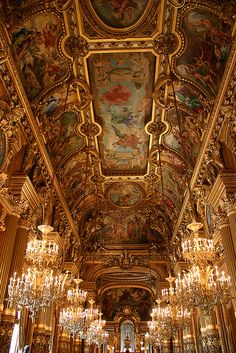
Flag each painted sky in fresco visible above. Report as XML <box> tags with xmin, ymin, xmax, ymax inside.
<box><xmin>88</xmin><ymin>52</ymin><xmax>155</xmax><ymax>175</ymax></box>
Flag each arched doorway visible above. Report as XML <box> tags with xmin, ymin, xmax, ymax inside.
<box><xmin>120</xmin><ymin>320</ymin><xmax>135</xmax><ymax>352</ymax></box>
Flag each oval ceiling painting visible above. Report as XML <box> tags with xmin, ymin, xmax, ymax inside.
<box><xmin>90</xmin><ymin>0</ymin><xmax>149</xmax><ymax>29</ymax></box>
<box><xmin>107</xmin><ymin>182</ymin><xmax>144</xmax><ymax>208</ymax></box>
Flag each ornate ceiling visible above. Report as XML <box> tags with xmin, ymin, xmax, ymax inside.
<box><xmin>0</xmin><ymin>0</ymin><xmax>235</xmax><ymax>320</ymax></box>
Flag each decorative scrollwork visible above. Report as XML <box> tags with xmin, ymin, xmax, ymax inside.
<box><xmin>79</xmin><ymin>122</ymin><xmax>101</xmax><ymax>137</ymax></box>
<box><xmin>0</xmin><ymin>46</ymin><xmax>9</xmax><ymax>65</ymax></box>
<box><xmin>70</xmin><ymin>79</ymin><xmax>92</xmax><ymax>111</ymax></box>
<box><xmin>146</xmin><ymin>121</ymin><xmax>168</xmax><ymax>137</ymax></box>
<box><xmin>64</xmin><ymin>36</ymin><xmax>89</xmax><ymax>58</ymax></box>
<box><xmin>54</xmin><ymin>0</ymin><xmax>73</xmax><ymax>12</ymax></box>
<box><xmin>154</xmin><ymin>33</ymin><xmax>178</xmax><ymax>55</ymax></box>
<box><xmin>168</xmin><ymin>0</ymin><xmax>186</xmax><ymax>8</ymax></box>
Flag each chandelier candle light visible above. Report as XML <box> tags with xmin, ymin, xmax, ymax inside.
<box><xmin>7</xmin><ymin>224</ymin><xmax>68</xmax><ymax>317</ymax></box>
<box><xmin>177</xmin><ymin>221</ymin><xmax>232</xmax><ymax>314</ymax></box>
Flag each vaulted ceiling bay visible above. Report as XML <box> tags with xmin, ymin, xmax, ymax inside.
<box><xmin>0</xmin><ymin>0</ymin><xmax>235</xmax><ymax>352</ymax></box>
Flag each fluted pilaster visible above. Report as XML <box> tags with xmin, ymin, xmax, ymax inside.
<box><xmin>217</xmin><ymin>215</ymin><xmax>236</xmax><ymax>303</ymax></box>
<box><xmin>215</xmin><ymin>305</ymin><xmax>230</xmax><ymax>353</ymax></box>
<box><xmin>9</xmin><ymin>224</ymin><xmax>29</xmax><ymax>277</ymax></box>
<box><xmin>0</xmin><ymin>214</ymin><xmax>19</xmax><ymax>312</ymax></box>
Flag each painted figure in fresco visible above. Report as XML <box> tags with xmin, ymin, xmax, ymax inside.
<box><xmin>88</xmin><ymin>52</ymin><xmax>154</xmax><ymax>173</ymax></box>
<box><xmin>102</xmin><ymin>84</ymin><xmax>132</xmax><ymax>108</ymax></box>
<box><xmin>177</xmin><ymin>10</ymin><xmax>231</xmax><ymax>95</ymax></box>
<box><xmin>12</xmin><ymin>16</ymin><xmax>67</xmax><ymax>100</ymax></box>
<box><xmin>44</xmin><ymin>96</ymin><xmax>60</xmax><ymax>117</ymax></box>
<box><xmin>109</xmin><ymin>0</ymin><xmax>140</xmax><ymax>22</ymax></box>
<box><xmin>110</xmin><ymin>107</ymin><xmax>136</xmax><ymax>127</ymax></box>
<box><xmin>111</xmin><ymin>125</ymin><xmax>141</xmax><ymax>149</ymax></box>
<box><xmin>175</xmin><ymin>91</ymin><xmax>203</xmax><ymax>113</ymax></box>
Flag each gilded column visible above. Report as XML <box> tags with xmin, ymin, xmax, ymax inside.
<box><xmin>58</xmin><ymin>330</ymin><xmax>71</xmax><ymax>353</ymax></box>
<box><xmin>216</xmin><ymin>211</ymin><xmax>236</xmax><ymax>306</ymax></box>
<box><xmin>0</xmin><ymin>212</ymin><xmax>21</xmax><ymax>352</ymax></box>
<box><xmin>8</xmin><ymin>215</ymin><xmax>30</xmax><ymax>278</ymax></box>
<box><xmin>0</xmin><ymin>214</ymin><xmax>19</xmax><ymax>313</ymax></box>
<box><xmin>215</xmin><ymin>305</ymin><xmax>230</xmax><ymax>353</ymax></box>
<box><xmin>31</xmin><ymin>307</ymin><xmax>52</xmax><ymax>353</ymax></box>
<box><xmin>191</xmin><ymin>308</ymin><xmax>202</xmax><ymax>353</ymax></box>
<box><xmin>223</xmin><ymin>193</ymin><xmax>236</xmax><ymax>254</ymax></box>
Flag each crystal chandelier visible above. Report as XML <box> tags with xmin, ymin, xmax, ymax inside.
<box><xmin>59</xmin><ymin>306</ymin><xmax>85</xmax><ymax>337</ymax></box>
<box><xmin>182</xmin><ymin>222</ymin><xmax>215</xmax><ymax>266</ymax></box>
<box><xmin>145</xmin><ymin>330</ymin><xmax>161</xmax><ymax>348</ymax></box>
<box><xmin>8</xmin><ymin>268</ymin><xmax>68</xmax><ymax>317</ymax></box>
<box><xmin>177</xmin><ymin>221</ymin><xmax>232</xmax><ymax>314</ymax></box>
<box><xmin>176</xmin><ymin>265</ymin><xmax>231</xmax><ymax>314</ymax></box>
<box><xmin>7</xmin><ymin>224</ymin><xmax>68</xmax><ymax>317</ymax></box>
<box><xmin>161</xmin><ymin>277</ymin><xmax>191</xmax><ymax>333</ymax></box>
<box><xmin>86</xmin><ymin>312</ymin><xmax>109</xmax><ymax>346</ymax></box>
<box><xmin>25</xmin><ymin>225</ymin><xmax>59</xmax><ymax>268</ymax></box>
<box><xmin>67</xmin><ymin>278</ymin><xmax>87</xmax><ymax>306</ymax></box>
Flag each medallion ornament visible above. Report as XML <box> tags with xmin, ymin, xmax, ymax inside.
<box><xmin>64</xmin><ymin>36</ymin><xmax>89</xmax><ymax>58</ymax></box>
<box><xmin>154</xmin><ymin>33</ymin><xmax>178</xmax><ymax>55</ymax></box>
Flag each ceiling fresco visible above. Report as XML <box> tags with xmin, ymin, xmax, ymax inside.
<box><xmin>5</xmin><ymin>0</ymin><xmax>233</xmax><ymax>234</ymax></box>
<box><xmin>175</xmin><ymin>8</ymin><xmax>232</xmax><ymax>96</ymax></box>
<box><xmin>1</xmin><ymin>0</ymin><xmax>235</xmax><ymax>298</ymax></box>
<box><xmin>90</xmin><ymin>0</ymin><xmax>149</xmax><ymax>29</ymax></box>
<box><xmin>12</xmin><ymin>13</ymin><xmax>69</xmax><ymax>100</ymax></box>
<box><xmin>88</xmin><ymin>208</ymin><xmax>164</xmax><ymax>245</ymax></box>
<box><xmin>88</xmin><ymin>52</ymin><xmax>155</xmax><ymax>175</ymax></box>
<box><xmin>101</xmin><ymin>288</ymin><xmax>152</xmax><ymax>321</ymax></box>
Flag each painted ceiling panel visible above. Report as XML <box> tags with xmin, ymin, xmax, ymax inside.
<box><xmin>176</xmin><ymin>8</ymin><xmax>232</xmax><ymax>96</ymax></box>
<box><xmin>44</xmin><ymin>111</ymin><xmax>84</xmax><ymax>166</ymax></box>
<box><xmin>89</xmin><ymin>209</ymin><xmax>164</xmax><ymax>245</ymax></box>
<box><xmin>90</xmin><ymin>0</ymin><xmax>149</xmax><ymax>29</ymax></box>
<box><xmin>101</xmin><ymin>288</ymin><xmax>152</xmax><ymax>321</ymax></box>
<box><xmin>2</xmin><ymin>0</ymin><xmax>235</xmax><ymax>250</ymax></box>
<box><xmin>12</xmin><ymin>13</ymin><xmax>69</xmax><ymax>100</ymax></box>
<box><xmin>87</xmin><ymin>52</ymin><xmax>156</xmax><ymax>175</ymax></box>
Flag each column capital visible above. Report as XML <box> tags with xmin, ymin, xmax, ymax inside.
<box><xmin>223</xmin><ymin>192</ymin><xmax>236</xmax><ymax>216</ymax></box>
<box><xmin>212</xmin><ymin>205</ymin><xmax>229</xmax><ymax>230</ymax></box>
<box><xmin>207</xmin><ymin>170</ymin><xmax>236</xmax><ymax>207</ymax></box>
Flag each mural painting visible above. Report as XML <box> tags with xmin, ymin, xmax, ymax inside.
<box><xmin>88</xmin><ymin>52</ymin><xmax>155</xmax><ymax>175</ymax></box>
<box><xmin>93</xmin><ymin>209</ymin><xmax>162</xmax><ymax>244</ymax></box>
<box><xmin>101</xmin><ymin>288</ymin><xmax>152</xmax><ymax>321</ymax></box>
<box><xmin>107</xmin><ymin>182</ymin><xmax>143</xmax><ymax>208</ymax></box>
<box><xmin>176</xmin><ymin>9</ymin><xmax>232</xmax><ymax>96</ymax></box>
<box><xmin>160</xmin><ymin>165</ymin><xmax>185</xmax><ymax>210</ymax></box>
<box><xmin>12</xmin><ymin>14</ymin><xmax>68</xmax><ymax>100</ymax></box>
<box><xmin>42</xmin><ymin>85</ymin><xmax>78</xmax><ymax>118</ymax></box>
<box><xmin>45</xmin><ymin>111</ymin><xmax>84</xmax><ymax>166</ymax></box>
<box><xmin>169</xmin><ymin>81</ymin><xmax>205</xmax><ymax>114</ymax></box>
<box><xmin>0</xmin><ymin>130</ymin><xmax>6</xmax><ymax>168</ymax></box>
<box><xmin>163</xmin><ymin>109</ymin><xmax>201</xmax><ymax>166</ymax></box>
<box><xmin>90</xmin><ymin>0</ymin><xmax>149</xmax><ymax>29</ymax></box>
